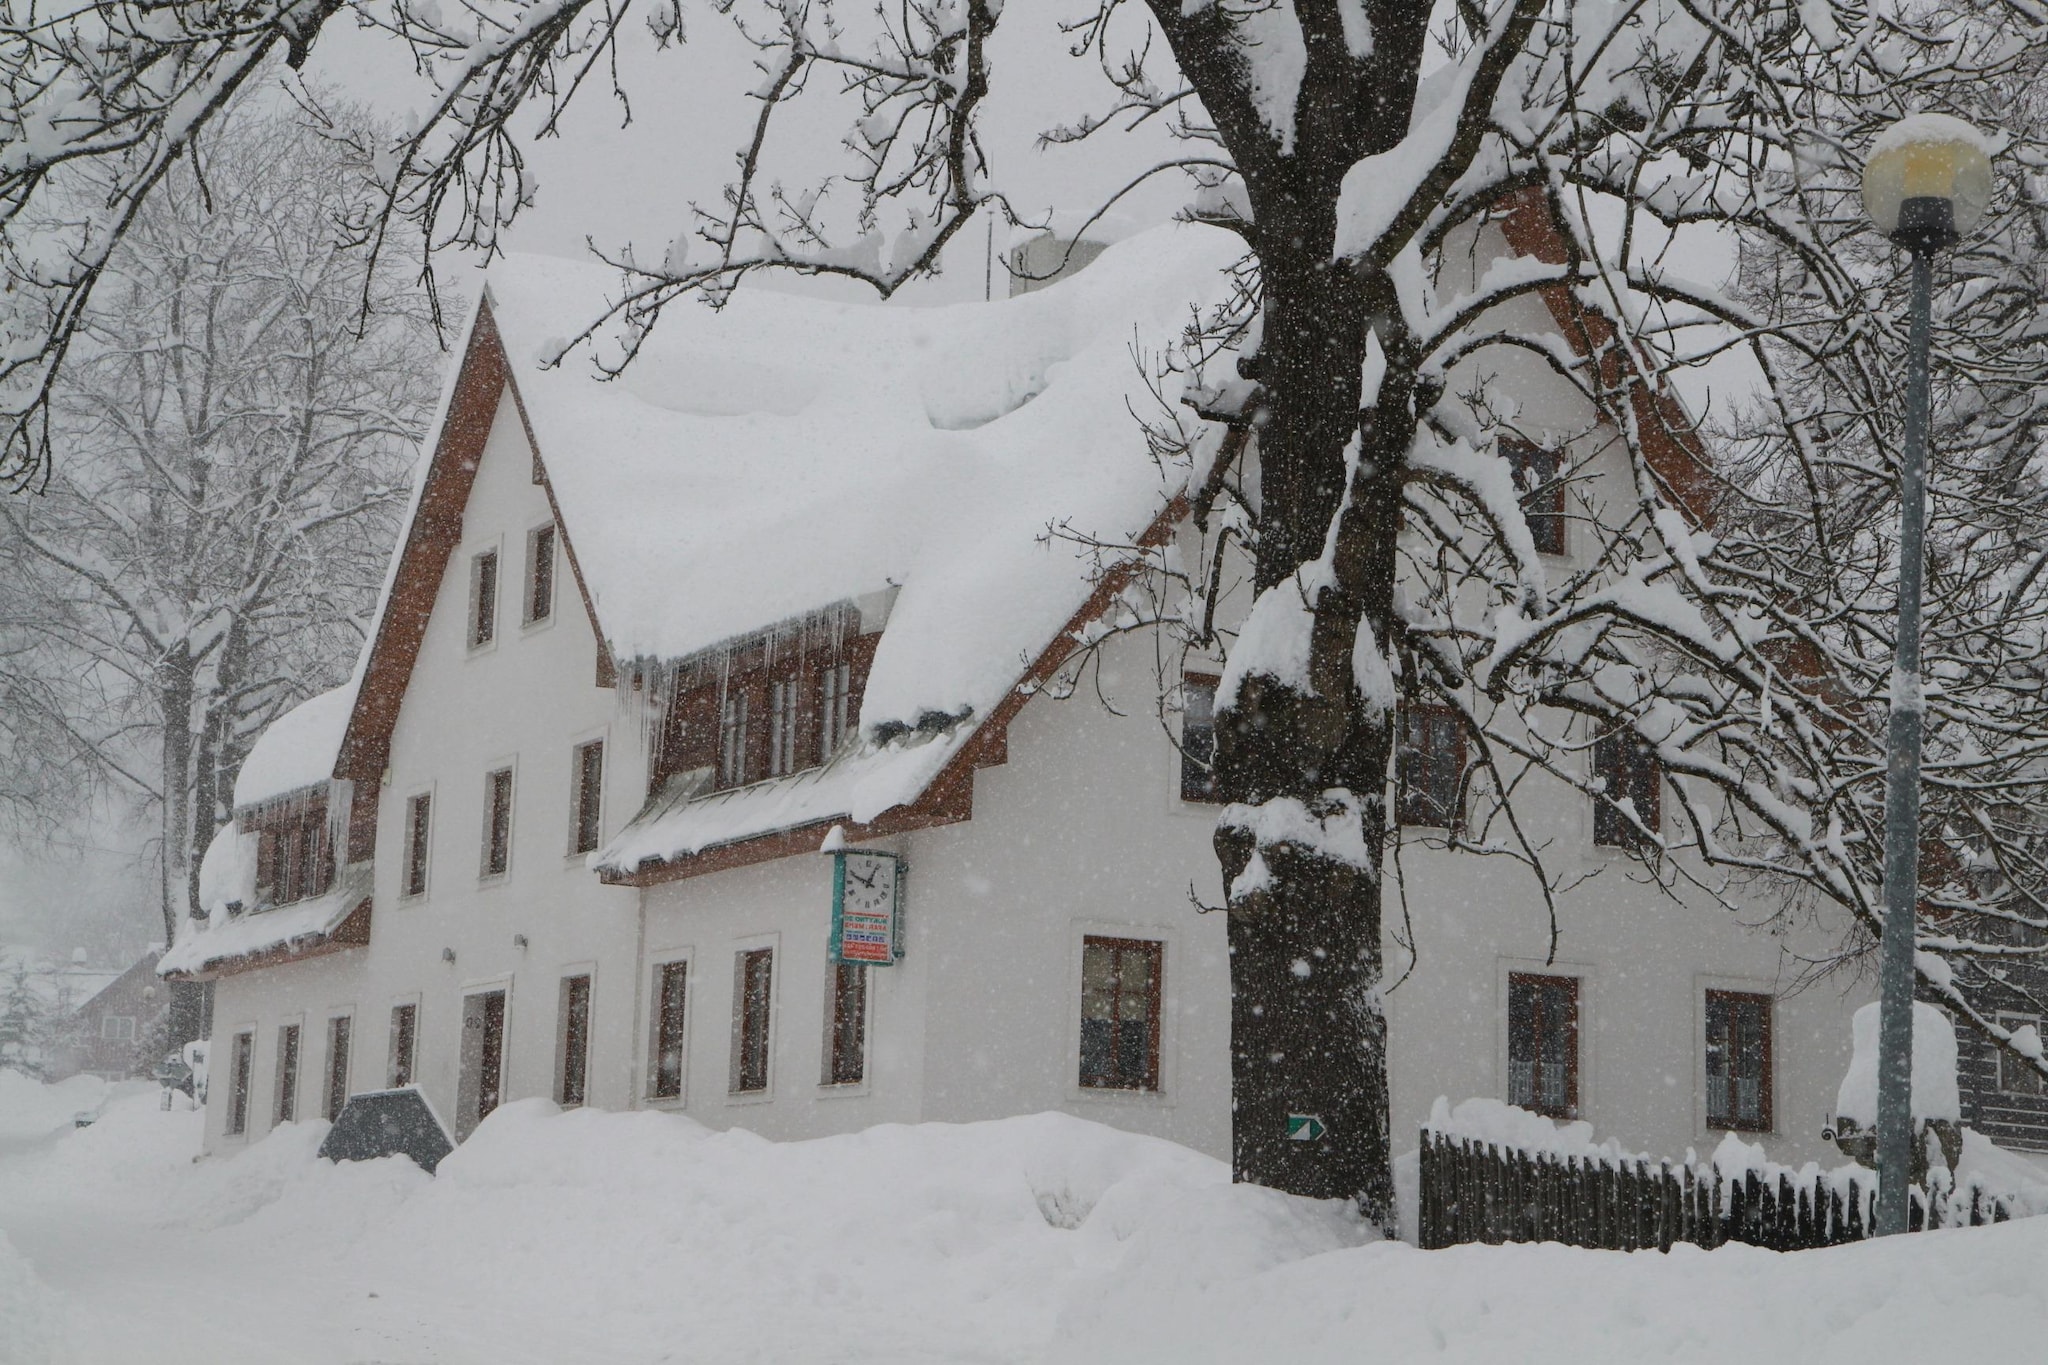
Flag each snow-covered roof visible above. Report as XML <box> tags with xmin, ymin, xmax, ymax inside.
<box><xmin>595</xmin><ymin>733</ymin><xmax>965</xmax><ymax>875</ymax></box>
<box><xmin>159</xmin><ymin>826</ymin><xmax>370</xmax><ymax>979</ymax></box>
<box><xmin>233</xmin><ymin>680</ymin><xmax>359</xmax><ymax>810</ymax></box>
<box><xmin>485</xmin><ymin>223</ymin><xmax>1242</xmax><ymax>735</ymax></box>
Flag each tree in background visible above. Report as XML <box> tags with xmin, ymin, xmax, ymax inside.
<box><xmin>0</xmin><ymin>960</ymin><xmax>49</xmax><ymax>1077</ymax></box>
<box><xmin>8</xmin><ymin>0</ymin><xmax>2048</xmax><ymax>1221</ymax></box>
<box><xmin>0</xmin><ymin>96</ymin><xmax>436</xmax><ymax>1013</ymax></box>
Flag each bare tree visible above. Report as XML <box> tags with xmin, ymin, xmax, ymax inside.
<box><xmin>1</xmin><ymin>96</ymin><xmax>435</xmax><ymax>972</ymax></box>
<box><xmin>10</xmin><ymin>0</ymin><xmax>2048</xmax><ymax>1220</ymax></box>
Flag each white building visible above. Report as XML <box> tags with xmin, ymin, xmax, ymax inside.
<box><xmin>161</xmin><ymin>213</ymin><xmax>1871</xmax><ymax>1175</ymax></box>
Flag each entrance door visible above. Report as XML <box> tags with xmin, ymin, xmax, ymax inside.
<box><xmin>456</xmin><ymin>989</ymin><xmax>507</xmax><ymax>1140</ymax></box>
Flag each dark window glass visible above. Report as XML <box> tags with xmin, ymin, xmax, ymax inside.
<box><xmin>719</xmin><ymin>691</ymin><xmax>752</xmax><ymax>788</ymax></box>
<box><xmin>1398</xmin><ymin>705</ymin><xmax>1464</xmax><ymax>828</ymax></box>
<box><xmin>824</xmin><ymin>962</ymin><xmax>867</xmax><ymax>1086</ymax></box>
<box><xmin>325</xmin><ymin>1015</ymin><xmax>352</xmax><ymax>1121</ymax></box>
<box><xmin>652</xmin><ymin>961</ymin><xmax>688</xmax><ymax>1100</ymax></box>
<box><xmin>1508</xmin><ymin>973</ymin><xmax>1579</xmax><ymax>1118</ymax></box>
<box><xmin>1079</xmin><ymin>937</ymin><xmax>1162</xmax><ymax>1091</ymax></box>
<box><xmin>1180</xmin><ymin>678</ymin><xmax>1220</xmax><ymax>803</ymax></box>
<box><xmin>559</xmin><ymin>975</ymin><xmax>591</xmax><ymax>1107</ymax></box>
<box><xmin>227</xmin><ymin>1030</ymin><xmax>254</xmax><ymax>1135</ymax></box>
<box><xmin>471</xmin><ymin>550</ymin><xmax>498</xmax><ymax>647</ymax></box>
<box><xmin>1505</xmin><ymin>440</ymin><xmax>1567</xmax><ymax>556</ymax></box>
<box><xmin>483</xmin><ymin>768</ymin><xmax>513</xmax><ymax>876</ymax></box>
<box><xmin>768</xmin><ymin>679</ymin><xmax>801</xmax><ymax>777</ymax></box>
<box><xmin>405</xmin><ymin>793</ymin><xmax>432</xmax><ymax>897</ymax></box>
<box><xmin>528</xmin><ymin>524</ymin><xmax>556</xmax><ymax>624</ymax></box>
<box><xmin>572</xmin><ymin>741</ymin><xmax>604</xmax><ymax>854</ymax></box>
<box><xmin>1593</xmin><ymin>731</ymin><xmax>1661</xmax><ymax>850</ymax></box>
<box><xmin>388</xmin><ymin>1003</ymin><xmax>418</xmax><ymax>1088</ymax></box>
<box><xmin>817</xmin><ymin>663</ymin><xmax>851</xmax><ymax>763</ymax></box>
<box><xmin>274</xmin><ymin>1024</ymin><xmax>300</xmax><ymax>1124</ymax></box>
<box><xmin>732</xmin><ymin>949</ymin><xmax>773</xmax><ymax>1093</ymax></box>
<box><xmin>1705</xmin><ymin>991</ymin><xmax>1773</xmax><ymax>1130</ymax></box>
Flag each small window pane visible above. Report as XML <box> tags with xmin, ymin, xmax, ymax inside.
<box><xmin>1180</xmin><ymin>678</ymin><xmax>1220</xmax><ymax>802</ymax></box>
<box><xmin>483</xmin><ymin>769</ymin><xmax>513</xmax><ymax>876</ymax></box>
<box><xmin>388</xmin><ymin>1003</ymin><xmax>418</xmax><ymax>1088</ymax></box>
<box><xmin>471</xmin><ymin>550</ymin><xmax>499</xmax><ymax>647</ymax></box>
<box><xmin>325</xmin><ymin>1015</ymin><xmax>352</xmax><ymax>1122</ymax></box>
<box><xmin>275</xmin><ymin>1024</ymin><xmax>301</xmax><ymax>1124</ymax></box>
<box><xmin>1079</xmin><ymin>937</ymin><xmax>1161</xmax><ymax>1091</ymax></box>
<box><xmin>732</xmin><ymin>949</ymin><xmax>773</xmax><ymax>1093</ymax></box>
<box><xmin>227</xmin><ymin>1031</ymin><xmax>254</xmax><ymax>1135</ymax></box>
<box><xmin>571</xmin><ymin>742</ymin><xmax>604</xmax><ymax>854</ymax></box>
<box><xmin>559</xmin><ymin>975</ymin><xmax>592</xmax><ymax>1107</ymax></box>
<box><xmin>652</xmin><ymin>962</ymin><xmax>688</xmax><ymax>1100</ymax></box>
<box><xmin>1507</xmin><ymin>974</ymin><xmax>1578</xmax><ymax>1119</ymax></box>
<box><xmin>1593</xmin><ymin>732</ymin><xmax>1660</xmax><ymax>851</ymax></box>
<box><xmin>405</xmin><ymin>794</ymin><xmax>432</xmax><ymax>897</ymax></box>
<box><xmin>1505</xmin><ymin>441</ymin><xmax>1566</xmax><ymax>556</ymax></box>
<box><xmin>1398</xmin><ymin>706</ymin><xmax>1463</xmax><ymax>828</ymax></box>
<box><xmin>1705</xmin><ymin>991</ymin><xmax>1772</xmax><ymax>1131</ymax></box>
<box><xmin>527</xmin><ymin>525</ymin><xmax>556</xmax><ymax>624</ymax></box>
<box><xmin>824</xmin><ymin>962</ymin><xmax>867</xmax><ymax>1086</ymax></box>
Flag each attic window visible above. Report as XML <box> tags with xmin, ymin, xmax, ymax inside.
<box><xmin>1504</xmin><ymin>440</ymin><xmax>1567</xmax><ymax>556</ymax></box>
<box><xmin>525</xmin><ymin>524</ymin><xmax>556</xmax><ymax>626</ymax></box>
<box><xmin>253</xmin><ymin>797</ymin><xmax>333</xmax><ymax>909</ymax></box>
<box><xmin>650</xmin><ymin>626</ymin><xmax>877</xmax><ymax>799</ymax></box>
<box><xmin>470</xmin><ymin>549</ymin><xmax>500</xmax><ymax>649</ymax></box>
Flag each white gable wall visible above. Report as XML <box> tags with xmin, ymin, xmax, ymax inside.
<box><xmin>203</xmin><ymin>385</ymin><xmax>648</xmax><ymax>1148</ymax></box>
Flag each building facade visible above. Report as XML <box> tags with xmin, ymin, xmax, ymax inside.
<box><xmin>163</xmin><ymin>219</ymin><xmax>1926</xmax><ymax>1175</ymax></box>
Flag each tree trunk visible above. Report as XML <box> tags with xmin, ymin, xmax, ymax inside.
<box><xmin>1212</xmin><ymin>200</ymin><xmax>1412</xmax><ymax>1223</ymax></box>
<box><xmin>158</xmin><ymin>645</ymin><xmax>196</xmax><ymax>951</ymax></box>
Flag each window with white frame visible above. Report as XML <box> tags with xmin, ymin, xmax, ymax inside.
<box><xmin>525</xmin><ymin>523</ymin><xmax>557</xmax><ymax>625</ymax></box>
<box><xmin>469</xmin><ymin>549</ymin><xmax>499</xmax><ymax>648</ymax></box>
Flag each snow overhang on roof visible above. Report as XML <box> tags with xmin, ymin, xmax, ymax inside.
<box><xmin>483</xmin><ymin>222</ymin><xmax>1244</xmax><ymax>738</ymax></box>
<box><xmin>158</xmin><ymin>855</ymin><xmax>372</xmax><ymax>982</ymax></box>
<box><xmin>233</xmin><ymin>679</ymin><xmax>359</xmax><ymax>811</ymax></box>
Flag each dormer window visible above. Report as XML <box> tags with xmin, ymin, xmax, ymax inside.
<box><xmin>251</xmin><ymin>795</ymin><xmax>335</xmax><ymax>909</ymax></box>
<box><xmin>651</xmin><ymin>617</ymin><xmax>876</xmax><ymax>798</ymax></box>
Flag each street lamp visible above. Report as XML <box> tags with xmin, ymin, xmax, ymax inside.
<box><xmin>1861</xmin><ymin>114</ymin><xmax>1993</xmax><ymax>1237</ymax></box>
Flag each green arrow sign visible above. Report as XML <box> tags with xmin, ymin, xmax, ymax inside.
<box><xmin>1286</xmin><ymin>1114</ymin><xmax>1326</xmax><ymax>1142</ymax></box>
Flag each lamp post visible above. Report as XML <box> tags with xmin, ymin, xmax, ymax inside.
<box><xmin>1860</xmin><ymin>115</ymin><xmax>1993</xmax><ymax>1237</ymax></box>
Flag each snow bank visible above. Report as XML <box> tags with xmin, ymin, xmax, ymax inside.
<box><xmin>0</xmin><ymin>1070</ymin><xmax>109</xmax><ymax>1147</ymax></box>
<box><xmin>1835</xmin><ymin>1000</ymin><xmax>1962</xmax><ymax>1124</ymax></box>
<box><xmin>5</xmin><ymin>1084</ymin><xmax>2046</xmax><ymax>1364</ymax></box>
<box><xmin>231</xmin><ymin>680</ymin><xmax>357</xmax><ymax>809</ymax></box>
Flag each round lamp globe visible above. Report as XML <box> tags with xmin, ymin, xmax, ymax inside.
<box><xmin>1863</xmin><ymin>114</ymin><xmax>1995</xmax><ymax>251</ymax></box>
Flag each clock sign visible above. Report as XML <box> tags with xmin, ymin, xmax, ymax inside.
<box><xmin>831</xmin><ymin>849</ymin><xmax>902</xmax><ymax>965</ymax></box>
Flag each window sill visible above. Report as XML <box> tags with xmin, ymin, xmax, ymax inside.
<box><xmin>726</xmin><ymin>1087</ymin><xmax>775</xmax><ymax>1107</ymax></box>
<box><xmin>643</xmin><ymin>1093</ymin><xmax>687</xmax><ymax>1111</ymax></box>
<box><xmin>816</xmin><ymin>1080</ymin><xmax>871</xmax><ymax>1099</ymax></box>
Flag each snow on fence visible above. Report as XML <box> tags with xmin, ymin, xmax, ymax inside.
<box><xmin>1417</xmin><ymin>1100</ymin><xmax>2026</xmax><ymax>1253</ymax></box>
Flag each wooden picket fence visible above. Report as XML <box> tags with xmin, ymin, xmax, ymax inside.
<box><xmin>1417</xmin><ymin>1128</ymin><xmax>2019</xmax><ymax>1252</ymax></box>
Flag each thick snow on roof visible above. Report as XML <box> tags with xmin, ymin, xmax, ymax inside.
<box><xmin>159</xmin><ymin>829</ymin><xmax>369</xmax><ymax>978</ymax></box>
<box><xmin>484</xmin><ymin>223</ymin><xmax>1241</xmax><ymax>735</ymax></box>
<box><xmin>595</xmin><ymin>732</ymin><xmax>964</xmax><ymax>875</ymax></box>
<box><xmin>233</xmin><ymin>680</ymin><xmax>359</xmax><ymax>810</ymax></box>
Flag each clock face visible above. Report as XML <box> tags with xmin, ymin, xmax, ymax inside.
<box><xmin>842</xmin><ymin>852</ymin><xmax>896</xmax><ymax>916</ymax></box>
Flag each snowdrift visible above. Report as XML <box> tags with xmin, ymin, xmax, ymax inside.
<box><xmin>1</xmin><ymin>1083</ymin><xmax>2044</xmax><ymax>1363</ymax></box>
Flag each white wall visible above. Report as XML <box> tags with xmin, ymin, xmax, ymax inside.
<box><xmin>201</xmin><ymin>386</ymin><xmax>650</xmax><ymax>1151</ymax></box>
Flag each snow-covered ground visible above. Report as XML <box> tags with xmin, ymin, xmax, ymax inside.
<box><xmin>2</xmin><ymin>1076</ymin><xmax>2045</xmax><ymax>1364</ymax></box>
